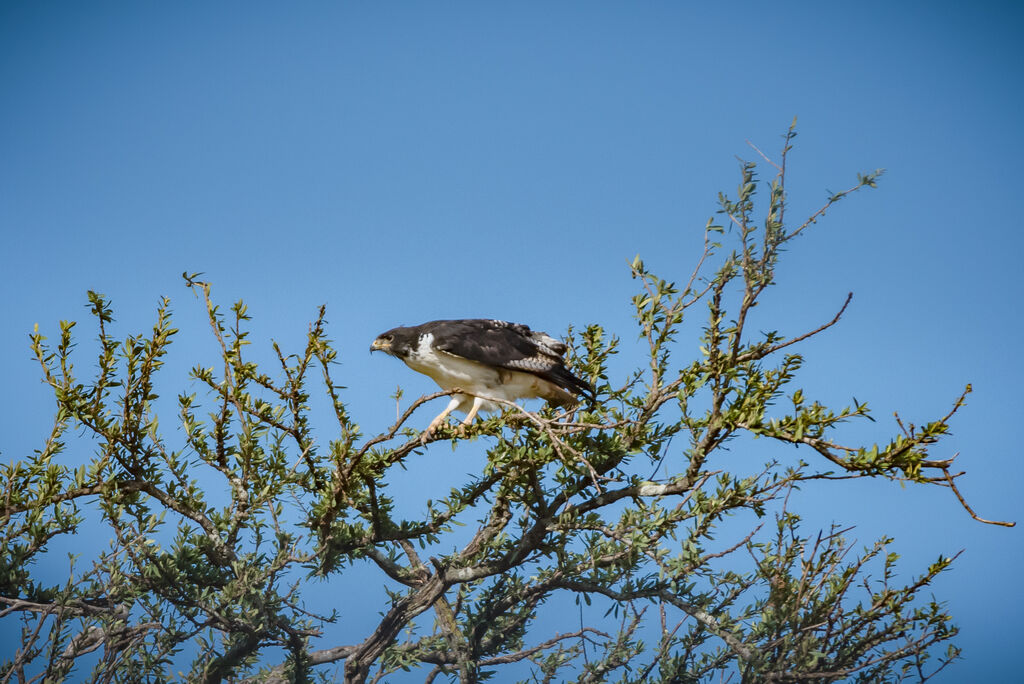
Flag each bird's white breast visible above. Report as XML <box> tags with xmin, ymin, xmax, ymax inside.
<box><xmin>403</xmin><ymin>334</ymin><xmax>490</xmax><ymax>389</ymax></box>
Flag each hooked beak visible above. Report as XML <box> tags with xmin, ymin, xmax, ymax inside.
<box><xmin>370</xmin><ymin>338</ymin><xmax>390</xmax><ymax>353</ymax></box>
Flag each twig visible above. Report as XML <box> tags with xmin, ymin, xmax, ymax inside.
<box><xmin>942</xmin><ymin>469</ymin><xmax>1015</xmax><ymax>527</ymax></box>
<box><xmin>736</xmin><ymin>292</ymin><xmax>853</xmax><ymax>364</ymax></box>
<box><xmin>746</xmin><ymin>139</ymin><xmax>782</xmax><ymax>172</ymax></box>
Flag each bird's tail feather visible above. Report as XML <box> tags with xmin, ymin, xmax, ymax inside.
<box><xmin>546</xmin><ymin>366</ymin><xmax>596</xmax><ymax>409</ymax></box>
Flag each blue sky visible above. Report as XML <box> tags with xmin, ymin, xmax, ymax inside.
<box><xmin>1</xmin><ymin>1</ymin><xmax>1021</xmax><ymax>679</ymax></box>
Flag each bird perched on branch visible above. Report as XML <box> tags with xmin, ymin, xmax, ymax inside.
<box><xmin>371</xmin><ymin>319</ymin><xmax>594</xmax><ymax>436</ymax></box>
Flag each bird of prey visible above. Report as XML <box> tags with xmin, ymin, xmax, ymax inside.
<box><xmin>371</xmin><ymin>319</ymin><xmax>593</xmax><ymax>435</ymax></box>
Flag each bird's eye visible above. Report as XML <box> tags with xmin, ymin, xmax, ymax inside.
<box><xmin>383</xmin><ymin>334</ymin><xmax>393</xmax><ymax>341</ymax></box>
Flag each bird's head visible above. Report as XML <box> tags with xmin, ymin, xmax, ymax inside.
<box><xmin>370</xmin><ymin>326</ymin><xmax>417</xmax><ymax>358</ymax></box>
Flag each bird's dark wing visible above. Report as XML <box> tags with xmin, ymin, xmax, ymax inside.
<box><xmin>425</xmin><ymin>320</ymin><xmax>543</xmax><ymax>365</ymax></box>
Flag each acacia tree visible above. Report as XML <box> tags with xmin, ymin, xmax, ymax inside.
<box><xmin>2</xmin><ymin>126</ymin><xmax>1012</xmax><ymax>683</ymax></box>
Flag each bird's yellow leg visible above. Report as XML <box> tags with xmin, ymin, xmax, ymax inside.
<box><xmin>457</xmin><ymin>396</ymin><xmax>485</xmax><ymax>437</ymax></box>
<box><xmin>461</xmin><ymin>396</ymin><xmax>485</xmax><ymax>425</ymax></box>
<box><xmin>422</xmin><ymin>397</ymin><xmax>461</xmax><ymax>443</ymax></box>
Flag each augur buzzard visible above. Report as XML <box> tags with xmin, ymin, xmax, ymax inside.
<box><xmin>371</xmin><ymin>319</ymin><xmax>593</xmax><ymax>435</ymax></box>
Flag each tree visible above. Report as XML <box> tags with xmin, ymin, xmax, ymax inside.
<box><xmin>2</xmin><ymin>124</ymin><xmax>1012</xmax><ymax>683</ymax></box>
